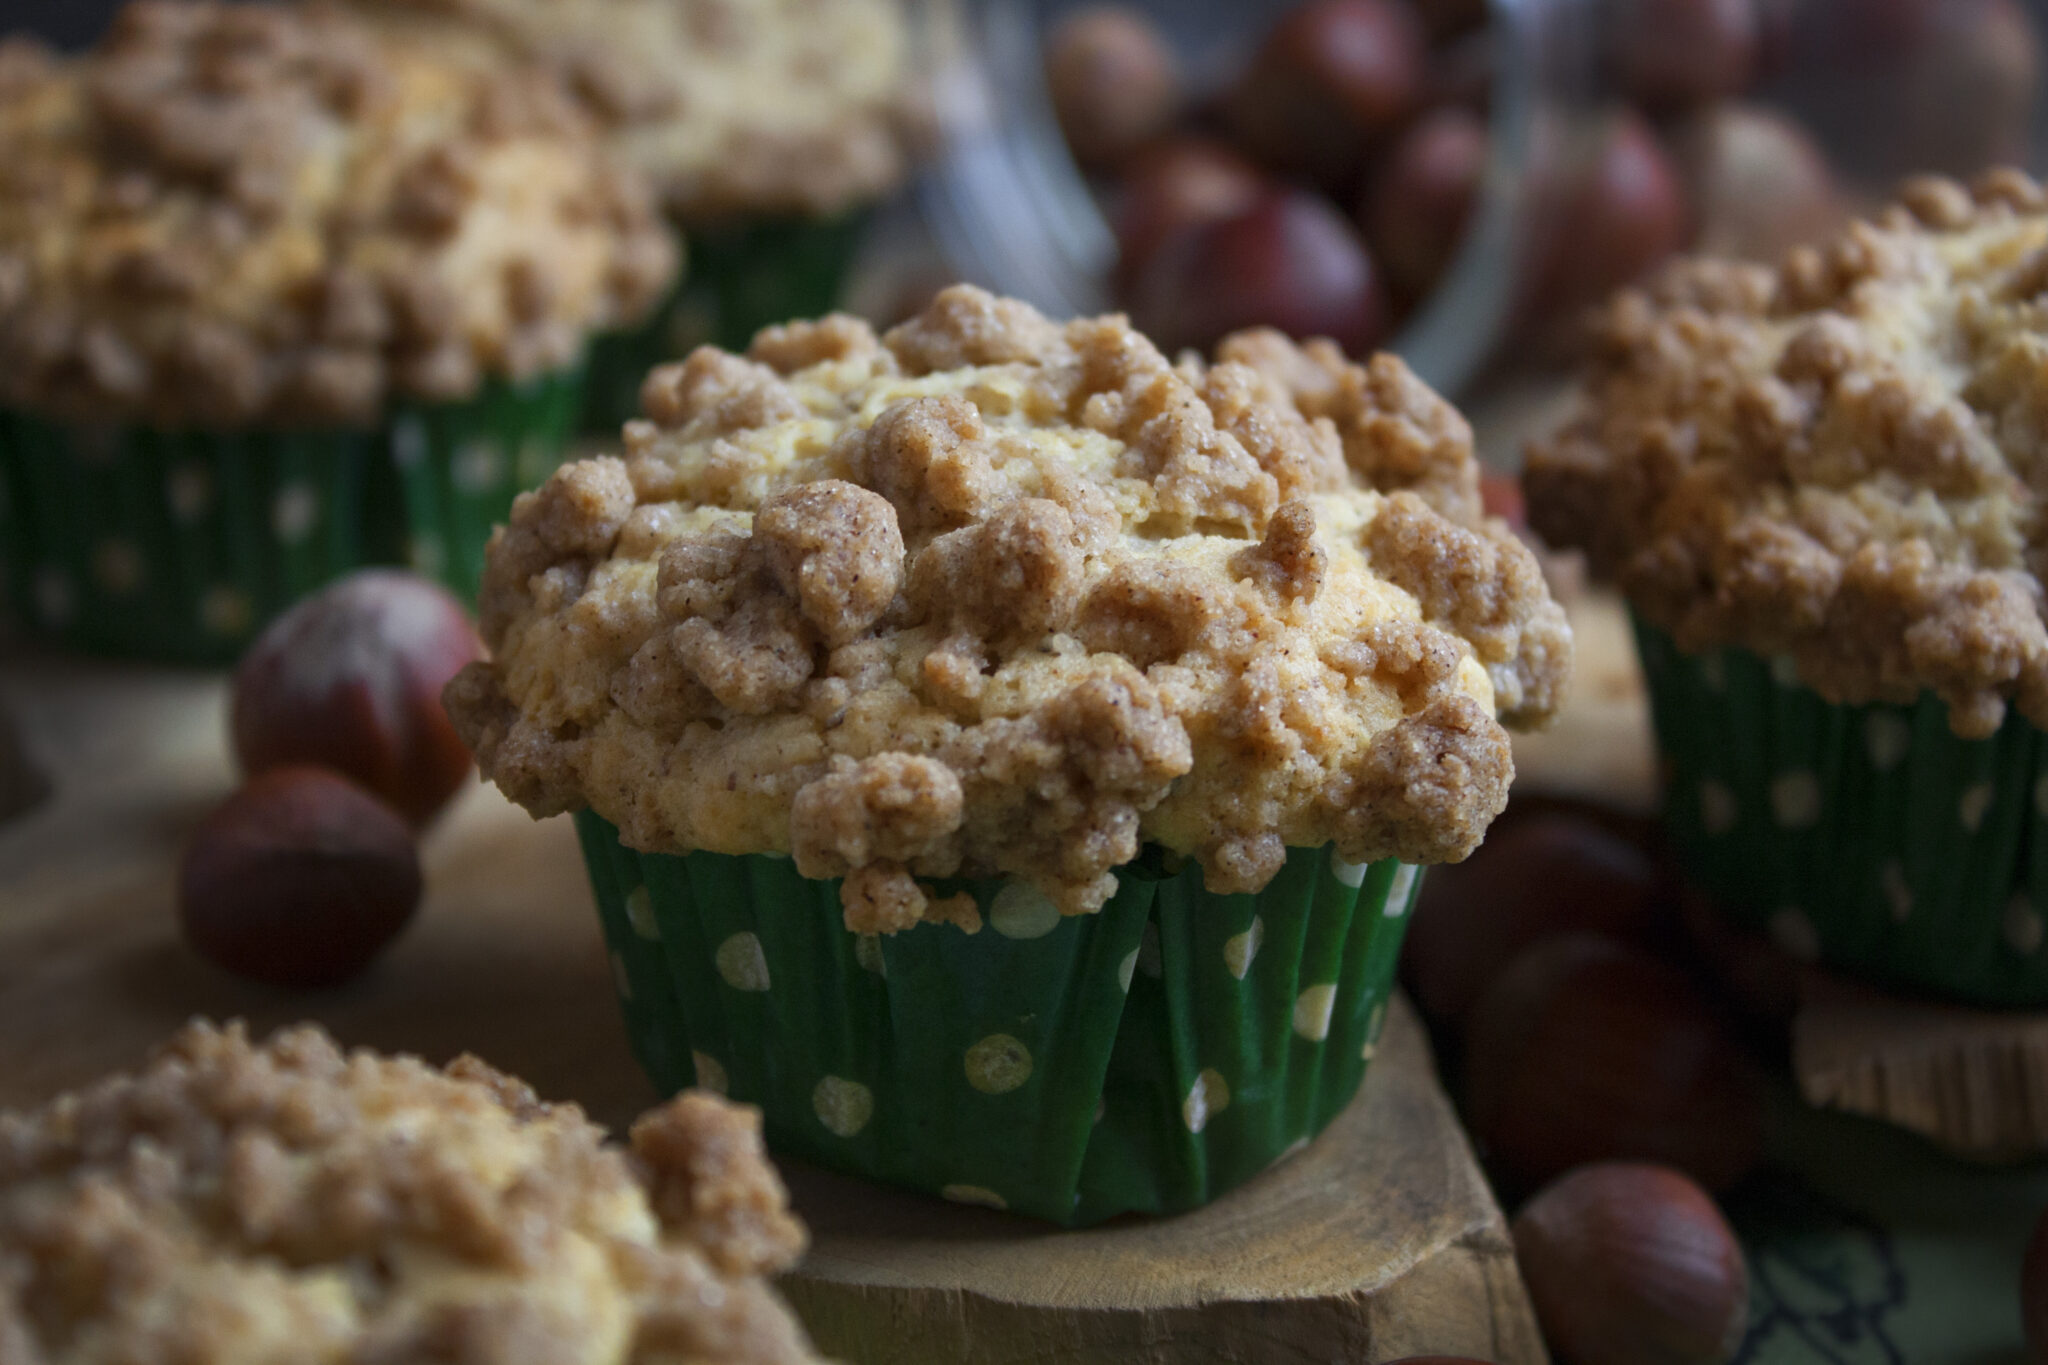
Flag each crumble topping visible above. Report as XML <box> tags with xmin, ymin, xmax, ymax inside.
<box><xmin>341</xmin><ymin>0</ymin><xmax>916</xmax><ymax>221</ymax></box>
<box><xmin>0</xmin><ymin>1021</ymin><xmax>821</xmax><ymax>1365</ymax></box>
<box><xmin>0</xmin><ymin>1</ymin><xmax>676</xmax><ymax>428</ymax></box>
<box><xmin>1527</xmin><ymin>169</ymin><xmax>2048</xmax><ymax>738</ymax></box>
<box><xmin>449</xmin><ymin>287</ymin><xmax>1571</xmax><ymax>929</ymax></box>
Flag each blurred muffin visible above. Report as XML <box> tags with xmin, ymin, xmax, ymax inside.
<box><xmin>1527</xmin><ymin>169</ymin><xmax>2048</xmax><ymax>1005</ymax></box>
<box><xmin>448</xmin><ymin>285</ymin><xmax>1569</xmax><ymax>1222</ymax></box>
<box><xmin>0</xmin><ymin>1020</ymin><xmax>822</xmax><ymax>1364</ymax></box>
<box><xmin>342</xmin><ymin>0</ymin><xmax>921</xmax><ymax>428</ymax></box>
<box><xmin>0</xmin><ymin>1</ymin><xmax>675</xmax><ymax>660</ymax></box>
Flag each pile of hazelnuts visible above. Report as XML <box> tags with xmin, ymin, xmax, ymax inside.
<box><xmin>1046</xmin><ymin>0</ymin><xmax>2037</xmax><ymax>363</ymax></box>
<box><xmin>177</xmin><ymin>571</ymin><xmax>483</xmax><ymax>989</ymax></box>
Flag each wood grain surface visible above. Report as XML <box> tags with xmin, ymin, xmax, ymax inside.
<box><xmin>0</xmin><ymin>653</ymin><xmax>1545</xmax><ymax>1364</ymax></box>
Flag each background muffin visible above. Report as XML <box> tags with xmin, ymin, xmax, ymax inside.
<box><xmin>1527</xmin><ymin>169</ymin><xmax>2048</xmax><ymax>1006</ymax></box>
<box><xmin>343</xmin><ymin>0</ymin><xmax>921</xmax><ymax>430</ymax></box>
<box><xmin>450</xmin><ymin>285</ymin><xmax>1569</xmax><ymax>1223</ymax></box>
<box><xmin>0</xmin><ymin>1019</ymin><xmax>823</xmax><ymax>1364</ymax></box>
<box><xmin>0</xmin><ymin>0</ymin><xmax>675</xmax><ymax>660</ymax></box>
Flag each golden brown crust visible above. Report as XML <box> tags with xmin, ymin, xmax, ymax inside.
<box><xmin>1526</xmin><ymin>169</ymin><xmax>2048</xmax><ymax>738</ymax></box>
<box><xmin>450</xmin><ymin>287</ymin><xmax>1571</xmax><ymax>925</ymax></box>
<box><xmin>0</xmin><ymin>1</ymin><xmax>676</xmax><ymax>427</ymax></box>
<box><xmin>341</xmin><ymin>0</ymin><xmax>916</xmax><ymax>221</ymax></box>
<box><xmin>0</xmin><ymin>1021</ymin><xmax>822</xmax><ymax>1365</ymax></box>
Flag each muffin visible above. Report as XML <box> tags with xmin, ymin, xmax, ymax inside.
<box><xmin>0</xmin><ymin>2</ymin><xmax>676</xmax><ymax>660</ymax></box>
<box><xmin>339</xmin><ymin>0</ymin><xmax>920</xmax><ymax>430</ymax></box>
<box><xmin>1526</xmin><ymin>169</ymin><xmax>2048</xmax><ymax>1007</ymax></box>
<box><xmin>0</xmin><ymin>1020</ymin><xmax>824</xmax><ymax>1364</ymax></box>
<box><xmin>447</xmin><ymin>285</ymin><xmax>1570</xmax><ymax>1223</ymax></box>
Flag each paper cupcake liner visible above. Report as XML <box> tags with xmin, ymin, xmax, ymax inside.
<box><xmin>0</xmin><ymin>370</ymin><xmax>580</xmax><ymax>662</ymax></box>
<box><xmin>1634</xmin><ymin>616</ymin><xmax>2048</xmax><ymax>1006</ymax></box>
<box><xmin>580</xmin><ymin>213</ymin><xmax>870</xmax><ymax>433</ymax></box>
<box><xmin>574</xmin><ymin>811</ymin><xmax>1421</xmax><ymax>1226</ymax></box>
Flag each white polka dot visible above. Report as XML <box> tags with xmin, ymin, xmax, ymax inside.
<box><xmin>92</xmin><ymin>540</ymin><xmax>142</xmax><ymax>596</ymax></box>
<box><xmin>198</xmin><ymin>586</ymin><xmax>251</xmax><ymax>638</ymax></box>
<box><xmin>1330</xmin><ymin>854</ymin><xmax>1367</xmax><ymax>888</ymax></box>
<box><xmin>624</xmin><ymin>885</ymin><xmax>660</xmax><ymax>941</ymax></box>
<box><xmin>1361</xmin><ymin>998</ymin><xmax>1387</xmax><ymax>1061</ymax></box>
<box><xmin>1881</xmin><ymin>861</ymin><xmax>1913</xmax><ymax>923</ymax></box>
<box><xmin>1698</xmin><ymin>654</ymin><xmax>1727</xmax><ymax>692</ymax></box>
<box><xmin>989</xmin><ymin>882</ymin><xmax>1060</xmax><ymax>939</ymax></box>
<box><xmin>1182</xmin><ymin>1069</ymin><xmax>1230</xmax><ymax>1134</ymax></box>
<box><xmin>942</xmin><ymin>1184</ymin><xmax>1007</xmax><ymax>1210</ymax></box>
<box><xmin>1137</xmin><ymin>923</ymin><xmax>1163</xmax><ymax>978</ymax></box>
<box><xmin>1960</xmin><ymin>783</ymin><xmax>1995</xmax><ymax>834</ymax></box>
<box><xmin>1770</xmin><ymin>908</ymin><xmax>1821</xmax><ymax>963</ymax></box>
<box><xmin>1864</xmin><ymin>713</ymin><xmax>1912</xmax><ymax>772</ymax></box>
<box><xmin>1770</xmin><ymin>771</ymin><xmax>1822</xmax><ymax>830</ymax></box>
<box><xmin>391</xmin><ymin>415</ymin><xmax>429</xmax><ymax>468</ymax></box>
<box><xmin>1292</xmin><ymin>984</ymin><xmax>1337</xmax><ymax>1041</ymax></box>
<box><xmin>1223</xmin><ymin>918</ymin><xmax>1263</xmax><ymax>980</ymax></box>
<box><xmin>611</xmin><ymin>951</ymin><xmax>633</xmax><ymax>1001</ymax></box>
<box><xmin>2007</xmin><ymin>896</ymin><xmax>2045</xmax><ymax>955</ymax></box>
<box><xmin>691</xmin><ymin>1052</ymin><xmax>728</xmax><ymax>1095</ymax></box>
<box><xmin>32</xmin><ymin>568</ymin><xmax>73</xmax><ymax>625</ymax></box>
<box><xmin>1770</xmin><ymin>655</ymin><xmax>1801</xmax><ymax>688</ymax></box>
<box><xmin>165</xmin><ymin>465</ymin><xmax>211</xmax><ymax>523</ymax></box>
<box><xmin>1700</xmin><ymin>779</ymin><xmax>1739</xmax><ymax>836</ymax></box>
<box><xmin>409</xmin><ymin>534</ymin><xmax>446</xmax><ymax>578</ymax></box>
<box><xmin>452</xmin><ymin>440</ymin><xmax>504</xmax><ymax>495</ymax></box>
<box><xmin>714</xmin><ymin>932</ymin><xmax>771</xmax><ymax>992</ymax></box>
<box><xmin>812</xmin><ymin>1077</ymin><xmax>873</xmax><ymax>1137</ymax></box>
<box><xmin>1117</xmin><ymin>948</ymin><xmax>1139</xmax><ymax>993</ymax></box>
<box><xmin>964</xmin><ymin>1034</ymin><xmax>1032</xmax><ymax>1095</ymax></box>
<box><xmin>854</xmin><ymin>934</ymin><xmax>886</xmax><ymax>976</ymax></box>
<box><xmin>270</xmin><ymin>483</ymin><xmax>319</xmax><ymax>543</ymax></box>
<box><xmin>1384</xmin><ymin>864</ymin><xmax>1420</xmax><ymax>916</ymax></box>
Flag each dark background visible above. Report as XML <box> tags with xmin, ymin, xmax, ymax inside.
<box><xmin>11</xmin><ymin>2</ymin><xmax>145</xmax><ymax>48</ymax></box>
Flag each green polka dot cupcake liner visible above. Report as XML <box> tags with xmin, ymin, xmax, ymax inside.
<box><xmin>1635</xmin><ymin>617</ymin><xmax>2048</xmax><ymax>1007</ymax></box>
<box><xmin>0</xmin><ymin>368</ymin><xmax>581</xmax><ymax>664</ymax></box>
<box><xmin>580</xmin><ymin>212</ymin><xmax>871</xmax><ymax>434</ymax></box>
<box><xmin>573</xmin><ymin>811</ymin><xmax>1420</xmax><ymax>1226</ymax></box>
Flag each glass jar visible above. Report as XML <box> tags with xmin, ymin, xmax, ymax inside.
<box><xmin>901</xmin><ymin>0</ymin><xmax>2048</xmax><ymax>398</ymax></box>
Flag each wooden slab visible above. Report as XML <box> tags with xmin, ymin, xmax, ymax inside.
<box><xmin>0</xmin><ymin>656</ymin><xmax>1544</xmax><ymax>1363</ymax></box>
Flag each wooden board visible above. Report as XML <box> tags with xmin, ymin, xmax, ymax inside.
<box><xmin>0</xmin><ymin>655</ymin><xmax>1544</xmax><ymax>1364</ymax></box>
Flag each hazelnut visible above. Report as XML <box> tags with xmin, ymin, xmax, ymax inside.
<box><xmin>1043</xmin><ymin>7</ymin><xmax>1183</xmax><ymax>170</ymax></box>
<box><xmin>231</xmin><ymin>569</ymin><xmax>483</xmax><ymax>825</ymax></box>
<box><xmin>1112</xmin><ymin>137</ymin><xmax>1269</xmax><ymax>293</ymax></box>
<box><xmin>1403</xmin><ymin>811</ymin><xmax>1664</xmax><ymax>1027</ymax></box>
<box><xmin>1513</xmin><ymin>1164</ymin><xmax>1750</xmax><ymax>1365</ymax></box>
<box><xmin>1668</xmin><ymin>103</ymin><xmax>1837</xmax><ymax>263</ymax></box>
<box><xmin>179</xmin><ymin>766</ymin><xmax>422</xmax><ymax>988</ymax></box>
<box><xmin>1531</xmin><ymin>110</ymin><xmax>1690</xmax><ymax>321</ymax></box>
<box><xmin>1128</xmin><ymin>189</ymin><xmax>1390</xmax><ymax>358</ymax></box>
<box><xmin>1614</xmin><ymin>0</ymin><xmax>1760</xmax><ymax>108</ymax></box>
<box><xmin>1464</xmin><ymin>934</ymin><xmax>1766</xmax><ymax>1193</ymax></box>
<box><xmin>1360</xmin><ymin>105</ymin><xmax>1488</xmax><ymax>298</ymax></box>
<box><xmin>1227</xmin><ymin>0</ymin><xmax>1427</xmax><ymax>192</ymax></box>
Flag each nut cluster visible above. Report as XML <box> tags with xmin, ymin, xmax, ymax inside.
<box><xmin>0</xmin><ymin>0</ymin><xmax>675</xmax><ymax>427</ymax></box>
<box><xmin>450</xmin><ymin>286</ymin><xmax>1570</xmax><ymax>931</ymax></box>
<box><xmin>1528</xmin><ymin>170</ymin><xmax>2048</xmax><ymax>738</ymax></box>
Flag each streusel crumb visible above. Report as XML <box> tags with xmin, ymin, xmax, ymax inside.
<box><xmin>1527</xmin><ymin>169</ymin><xmax>2048</xmax><ymax>738</ymax></box>
<box><xmin>0</xmin><ymin>0</ymin><xmax>675</xmax><ymax>427</ymax></box>
<box><xmin>451</xmin><ymin>287</ymin><xmax>1571</xmax><ymax>927</ymax></box>
<box><xmin>0</xmin><ymin>1021</ymin><xmax>821</xmax><ymax>1365</ymax></box>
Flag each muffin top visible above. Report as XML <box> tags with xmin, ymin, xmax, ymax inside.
<box><xmin>0</xmin><ymin>1021</ymin><xmax>821</xmax><ymax>1365</ymax></box>
<box><xmin>341</xmin><ymin>0</ymin><xmax>916</xmax><ymax>222</ymax></box>
<box><xmin>0</xmin><ymin>1</ymin><xmax>676</xmax><ymax>428</ymax></box>
<box><xmin>1527</xmin><ymin>170</ymin><xmax>2048</xmax><ymax>739</ymax></box>
<box><xmin>448</xmin><ymin>286</ymin><xmax>1570</xmax><ymax>931</ymax></box>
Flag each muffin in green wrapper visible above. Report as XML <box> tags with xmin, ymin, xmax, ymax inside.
<box><xmin>0</xmin><ymin>4</ymin><xmax>676</xmax><ymax>660</ymax></box>
<box><xmin>338</xmin><ymin>0</ymin><xmax>921</xmax><ymax>432</ymax></box>
<box><xmin>1527</xmin><ymin>170</ymin><xmax>2048</xmax><ymax>1007</ymax></box>
<box><xmin>449</xmin><ymin>286</ymin><xmax>1572</xmax><ymax>1223</ymax></box>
